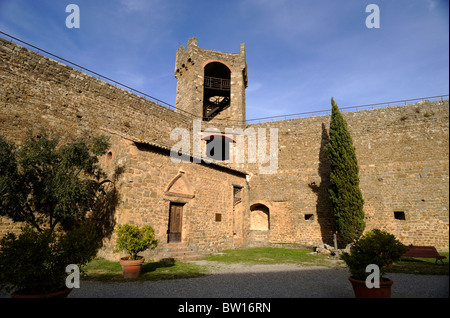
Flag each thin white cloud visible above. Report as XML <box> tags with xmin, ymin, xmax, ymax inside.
<box><xmin>0</xmin><ymin>0</ymin><xmax>447</xmax><ymax>119</ymax></box>
<box><xmin>117</xmin><ymin>0</ymin><xmax>169</xmax><ymax>17</ymax></box>
<box><xmin>238</xmin><ymin>0</ymin><xmax>349</xmax><ymax>44</ymax></box>
<box><xmin>427</xmin><ymin>0</ymin><xmax>438</xmax><ymax>11</ymax></box>
<box><xmin>119</xmin><ymin>0</ymin><xmax>152</xmax><ymax>13</ymax></box>
<box><xmin>246</xmin><ymin>82</ymin><xmax>263</xmax><ymax>93</ymax></box>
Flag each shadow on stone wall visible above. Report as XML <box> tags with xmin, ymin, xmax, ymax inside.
<box><xmin>87</xmin><ymin>165</ymin><xmax>123</xmax><ymax>245</ymax></box>
<box><xmin>308</xmin><ymin>123</ymin><xmax>341</xmax><ymax>247</ymax></box>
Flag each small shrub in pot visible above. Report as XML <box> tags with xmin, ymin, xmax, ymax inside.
<box><xmin>114</xmin><ymin>224</ymin><xmax>158</xmax><ymax>261</ymax></box>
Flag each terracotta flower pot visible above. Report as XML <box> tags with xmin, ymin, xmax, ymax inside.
<box><xmin>120</xmin><ymin>256</ymin><xmax>145</xmax><ymax>278</ymax></box>
<box><xmin>11</xmin><ymin>288</ymin><xmax>73</xmax><ymax>298</ymax></box>
<box><xmin>348</xmin><ymin>276</ymin><xmax>393</xmax><ymax>298</ymax></box>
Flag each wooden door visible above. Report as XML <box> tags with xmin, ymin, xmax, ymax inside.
<box><xmin>168</xmin><ymin>203</ymin><xmax>183</xmax><ymax>243</ymax></box>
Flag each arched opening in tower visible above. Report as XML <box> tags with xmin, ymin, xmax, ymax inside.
<box><xmin>203</xmin><ymin>62</ymin><xmax>231</xmax><ymax>121</ymax></box>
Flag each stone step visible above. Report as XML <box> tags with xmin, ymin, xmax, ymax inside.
<box><xmin>162</xmin><ymin>243</ymin><xmax>203</xmax><ymax>261</ymax></box>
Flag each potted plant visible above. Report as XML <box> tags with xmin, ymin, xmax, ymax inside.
<box><xmin>340</xmin><ymin>229</ymin><xmax>408</xmax><ymax>298</ymax></box>
<box><xmin>114</xmin><ymin>224</ymin><xmax>158</xmax><ymax>278</ymax></box>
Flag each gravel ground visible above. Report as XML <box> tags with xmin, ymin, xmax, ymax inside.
<box><xmin>1</xmin><ymin>262</ymin><xmax>447</xmax><ymax>298</ymax></box>
<box><xmin>65</xmin><ymin>261</ymin><xmax>448</xmax><ymax>298</ymax></box>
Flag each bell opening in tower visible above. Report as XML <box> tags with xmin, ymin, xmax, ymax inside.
<box><xmin>203</xmin><ymin>62</ymin><xmax>231</xmax><ymax>121</ymax></box>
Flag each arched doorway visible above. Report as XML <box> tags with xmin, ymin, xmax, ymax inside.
<box><xmin>250</xmin><ymin>204</ymin><xmax>270</xmax><ymax>231</ymax></box>
<box><xmin>249</xmin><ymin>203</ymin><xmax>270</xmax><ymax>247</ymax></box>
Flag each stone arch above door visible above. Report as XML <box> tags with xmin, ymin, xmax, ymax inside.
<box><xmin>164</xmin><ymin>170</ymin><xmax>195</xmax><ymax>199</ymax></box>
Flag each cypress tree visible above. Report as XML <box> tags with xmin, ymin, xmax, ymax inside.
<box><xmin>326</xmin><ymin>98</ymin><xmax>365</xmax><ymax>244</ymax></box>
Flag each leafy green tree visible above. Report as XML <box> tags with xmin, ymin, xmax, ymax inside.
<box><xmin>0</xmin><ymin>131</ymin><xmax>113</xmax><ymax>294</ymax></box>
<box><xmin>326</xmin><ymin>98</ymin><xmax>365</xmax><ymax>244</ymax></box>
<box><xmin>0</xmin><ymin>224</ymin><xmax>102</xmax><ymax>294</ymax></box>
<box><xmin>0</xmin><ymin>131</ymin><xmax>110</xmax><ymax>234</ymax></box>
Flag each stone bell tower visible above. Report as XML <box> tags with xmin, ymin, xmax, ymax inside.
<box><xmin>174</xmin><ymin>37</ymin><xmax>248</xmax><ymax>125</ymax></box>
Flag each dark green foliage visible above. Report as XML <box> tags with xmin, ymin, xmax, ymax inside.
<box><xmin>0</xmin><ymin>131</ymin><xmax>113</xmax><ymax>294</ymax></box>
<box><xmin>326</xmin><ymin>98</ymin><xmax>365</xmax><ymax>244</ymax></box>
<box><xmin>114</xmin><ymin>224</ymin><xmax>159</xmax><ymax>260</ymax></box>
<box><xmin>0</xmin><ymin>131</ymin><xmax>110</xmax><ymax>233</ymax></box>
<box><xmin>341</xmin><ymin>229</ymin><xmax>409</xmax><ymax>280</ymax></box>
<box><xmin>0</xmin><ymin>224</ymin><xmax>101</xmax><ymax>294</ymax></box>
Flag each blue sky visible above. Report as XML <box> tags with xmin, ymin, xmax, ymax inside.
<box><xmin>0</xmin><ymin>0</ymin><xmax>448</xmax><ymax>120</ymax></box>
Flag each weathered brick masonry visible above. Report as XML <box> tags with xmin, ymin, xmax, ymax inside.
<box><xmin>247</xmin><ymin>102</ymin><xmax>449</xmax><ymax>249</ymax></box>
<box><xmin>94</xmin><ymin>133</ymin><xmax>248</xmax><ymax>260</ymax></box>
<box><xmin>0</xmin><ymin>37</ymin><xmax>249</xmax><ymax>259</ymax></box>
<box><xmin>0</xmin><ymin>36</ymin><xmax>448</xmax><ymax>259</ymax></box>
<box><xmin>175</xmin><ymin>37</ymin><xmax>247</xmax><ymax>124</ymax></box>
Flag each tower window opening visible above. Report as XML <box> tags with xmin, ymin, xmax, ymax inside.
<box><xmin>203</xmin><ymin>62</ymin><xmax>231</xmax><ymax>121</ymax></box>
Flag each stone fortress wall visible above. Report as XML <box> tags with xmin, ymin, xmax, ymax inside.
<box><xmin>246</xmin><ymin>101</ymin><xmax>449</xmax><ymax>249</ymax></box>
<box><xmin>0</xmin><ymin>36</ymin><xmax>448</xmax><ymax>257</ymax></box>
<box><xmin>0</xmin><ymin>37</ymin><xmax>250</xmax><ymax>259</ymax></box>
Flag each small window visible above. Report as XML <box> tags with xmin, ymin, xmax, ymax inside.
<box><xmin>215</xmin><ymin>213</ymin><xmax>222</xmax><ymax>222</ymax></box>
<box><xmin>206</xmin><ymin>136</ymin><xmax>230</xmax><ymax>161</ymax></box>
<box><xmin>233</xmin><ymin>186</ymin><xmax>242</xmax><ymax>206</ymax></box>
<box><xmin>304</xmin><ymin>214</ymin><xmax>314</xmax><ymax>221</ymax></box>
<box><xmin>105</xmin><ymin>151</ymin><xmax>113</xmax><ymax>166</ymax></box>
<box><xmin>394</xmin><ymin>211</ymin><xmax>406</xmax><ymax>220</ymax></box>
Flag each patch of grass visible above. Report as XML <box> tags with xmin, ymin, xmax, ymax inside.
<box><xmin>387</xmin><ymin>253</ymin><xmax>449</xmax><ymax>276</ymax></box>
<box><xmin>204</xmin><ymin>247</ymin><xmax>449</xmax><ymax>276</ymax></box>
<box><xmin>82</xmin><ymin>258</ymin><xmax>122</xmax><ymax>281</ymax></box>
<box><xmin>204</xmin><ymin>247</ymin><xmax>340</xmax><ymax>267</ymax></box>
<box><xmin>81</xmin><ymin>249</ymin><xmax>448</xmax><ymax>282</ymax></box>
<box><xmin>82</xmin><ymin>258</ymin><xmax>207</xmax><ymax>282</ymax></box>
